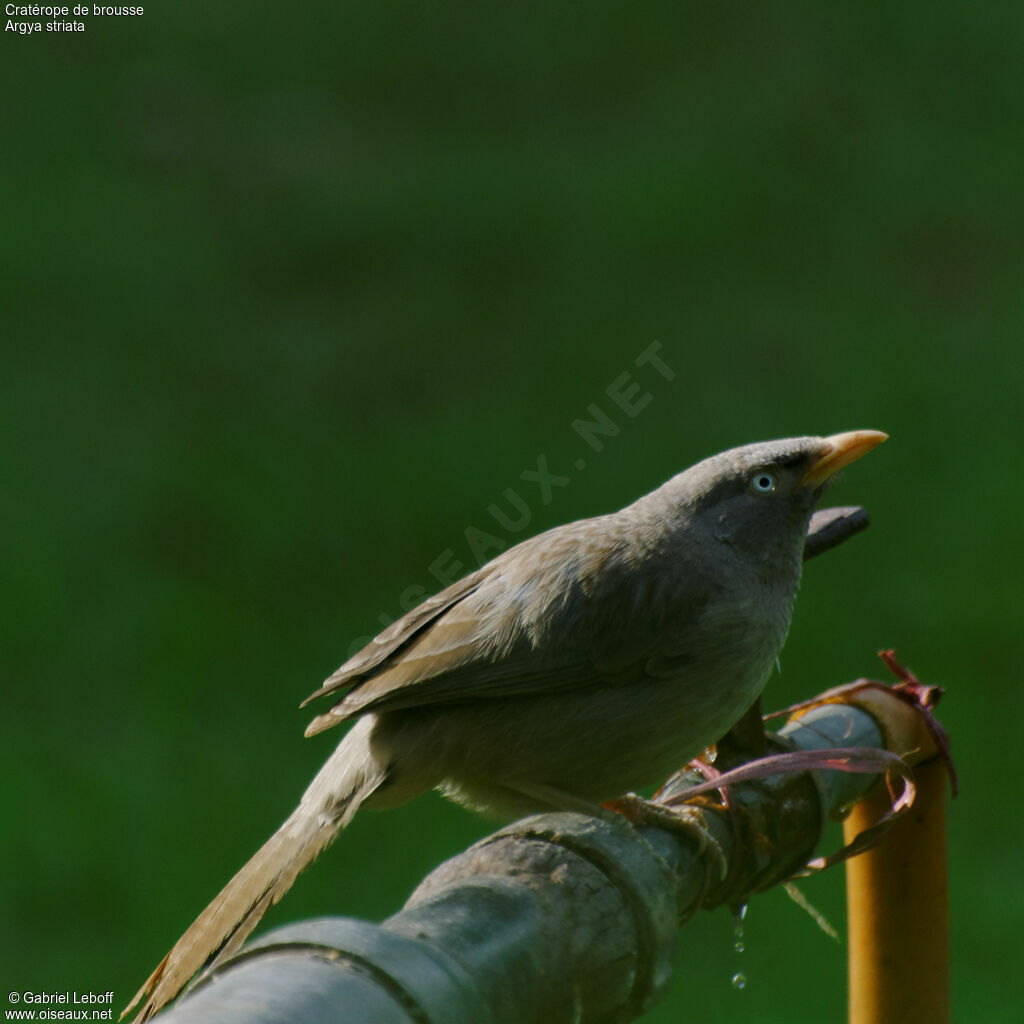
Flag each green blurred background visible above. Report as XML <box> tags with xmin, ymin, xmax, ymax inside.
<box><xmin>2</xmin><ymin>3</ymin><xmax>1020</xmax><ymax>1020</ymax></box>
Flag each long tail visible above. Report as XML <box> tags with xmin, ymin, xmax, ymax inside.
<box><xmin>124</xmin><ymin>719</ymin><xmax>387</xmax><ymax>1022</ymax></box>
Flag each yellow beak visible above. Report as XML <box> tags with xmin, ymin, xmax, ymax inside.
<box><xmin>802</xmin><ymin>430</ymin><xmax>888</xmax><ymax>488</ymax></box>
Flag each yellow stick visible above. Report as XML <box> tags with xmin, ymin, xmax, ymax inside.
<box><xmin>844</xmin><ymin>756</ymin><xmax>949</xmax><ymax>1024</ymax></box>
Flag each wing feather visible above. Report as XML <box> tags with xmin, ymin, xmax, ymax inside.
<box><xmin>301</xmin><ymin>566</ymin><xmax>491</xmax><ymax>708</ymax></box>
<box><xmin>302</xmin><ymin>501</ymin><xmax>836</xmax><ymax>737</ymax></box>
<box><xmin>303</xmin><ymin>513</ymin><xmax>711</xmax><ymax>737</ymax></box>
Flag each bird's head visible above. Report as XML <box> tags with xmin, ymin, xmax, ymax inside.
<box><xmin>669</xmin><ymin>430</ymin><xmax>888</xmax><ymax>571</ymax></box>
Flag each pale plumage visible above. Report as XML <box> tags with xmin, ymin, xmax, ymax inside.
<box><xmin>126</xmin><ymin>430</ymin><xmax>885</xmax><ymax>1021</ymax></box>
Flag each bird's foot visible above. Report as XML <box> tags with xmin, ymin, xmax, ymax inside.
<box><xmin>604</xmin><ymin>792</ymin><xmax>728</xmax><ymax>882</ymax></box>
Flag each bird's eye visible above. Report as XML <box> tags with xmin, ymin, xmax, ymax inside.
<box><xmin>750</xmin><ymin>472</ymin><xmax>777</xmax><ymax>494</ymax></box>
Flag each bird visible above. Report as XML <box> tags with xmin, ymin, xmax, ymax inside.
<box><xmin>125</xmin><ymin>429</ymin><xmax>886</xmax><ymax>1021</ymax></box>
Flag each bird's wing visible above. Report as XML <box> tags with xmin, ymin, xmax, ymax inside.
<box><xmin>302</xmin><ymin>565</ymin><xmax>493</xmax><ymax>706</ymax></box>
<box><xmin>303</xmin><ymin>521</ymin><xmax>701</xmax><ymax>736</ymax></box>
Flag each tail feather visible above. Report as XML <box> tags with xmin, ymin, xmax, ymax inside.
<box><xmin>124</xmin><ymin>724</ymin><xmax>387</xmax><ymax>1022</ymax></box>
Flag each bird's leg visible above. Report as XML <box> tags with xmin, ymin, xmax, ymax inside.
<box><xmin>716</xmin><ymin>697</ymin><xmax>767</xmax><ymax>764</ymax></box>
<box><xmin>601</xmin><ymin>699</ymin><xmax>768</xmax><ymax>863</ymax></box>
<box><xmin>500</xmin><ymin>779</ymin><xmax>726</xmax><ymax>883</ymax></box>
<box><xmin>630</xmin><ymin>697</ymin><xmax>768</xmax><ymax>850</ymax></box>
<box><xmin>603</xmin><ymin>793</ymin><xmax>728</xmax><ymax>884</ymax></box>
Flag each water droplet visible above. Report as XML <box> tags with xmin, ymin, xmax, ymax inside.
<box><xmin>733</xmin><ymin>903</ymin><xmax>748</xmax><ymax>953</ymax></box>
<box><xmin>729</xmin><ymin>903</ymin><xmax>749</xmax><ymax>989</ymax></box>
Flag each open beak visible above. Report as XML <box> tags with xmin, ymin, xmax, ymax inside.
<box><xmin>802</xmin><ymin>430</ymin><xmax>888</xmax><ymax>488</ymax></box>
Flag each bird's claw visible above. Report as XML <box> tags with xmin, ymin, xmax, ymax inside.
<box><xmin>604</xmin><ymin>792</ymin><xmax>728</xmax><ymax>882</ymax></box>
